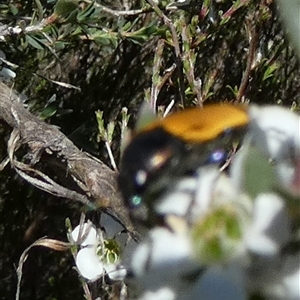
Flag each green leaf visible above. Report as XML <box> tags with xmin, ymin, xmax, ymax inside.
<box><xmin>54</xmin><ymin>0</ymin><xmax>78</xmax><ymax>17</ymax></box>
<box><xmin>226</xmin><ymin>85</ymin><xmax>239</xmax><ymax>97</ymax></box>
<box><xmin>121</xmin><ymin>21</ymin><xmax>133</xmax><ymax>32</ymax></box>
<box><xmin>91</xmin><ymin>31</ymin><xmax>118</xmax><ymax>46</ymax></box>
<box><xmin>243</xmin><ymin>146</ymin><xmax>278</xmax><ymax>199</ymax></box>
<box><xmin>39</xmin><ymin>106</ymin><xmax>57</xmax><ymax>120</ymax></box>
<box><xmin>9</xmin><ymin>4</ymin><xmax>19</xmax><ymax>15</ymax></box>
<box><xmin>76</xmin><ymin>2</ymin><xmax>96</xmax><ymax>22</ymax></box>
<box><xmin>263</xmin><ymin>63</ymin><xmax>279</xmax><ymax>81</ymax></box>
<box><xmin>54</xmin><ymin>41</ymin><xmax>66</xmax><ymax>51</ymax></box>
<box><xmin>135</xmin><ymin>102</ymin><xmax>157</xmax><ymax>132</ymax></box>
<box><xmin>277</xmin><ymin>0</ymin><xmax>300</xmax><ymax>59</ymax></box>
<box><xmin>26</xmin><ymin>35</ymin><xmax>44</xmax><ymax>50</ymax></box>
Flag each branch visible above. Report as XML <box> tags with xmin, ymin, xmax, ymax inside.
<box><xmin>0</xmin><ymin>82</ymin><xmax>135</xmax><ymax>238</ymax></box>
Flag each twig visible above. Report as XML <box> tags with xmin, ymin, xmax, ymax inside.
<box><xmin>7</xmin><ymin>128</ymin><xmax>96</xmax><ymax>208</ymax></box>
<box><xmin>235</xmin><ymin>17</ymin><xmax>258</xmax><ymax>103</ymax></box>
<box><xmin>105</xmin><ymin>141</ymin><xmax>118</xmax><ymax>172</ymax></box>
<box><xmin>150</xmin><ymin>39</ymin><xmax>165</xmax><ymax>110</ymax></box>
<box><xmin>83</xmin><ymin>0</ymin><xmax>149</xmax><ymax>16</ymax></box>
<box><xmin>147</xmin><ymin>0</ymin><xmax>185</xmax><ymax>105</ymax></box>
<box><xmin>163</xmin><ymin>99</ymin><xmax>175</xmax><ymax>117</ymax></box>
<box><xmin>16</xmin><ymin>237</ymin><xmax>70</xmax><ymax>300</ymax></box>
<box><xmin>181</xmin><ymin>24</ymin><xmax>203</xmax><ymax>105</ymax></box>
<box><xmin>0</xmin><ymin>19</ymin><xmax>47</xmax><ymax>41</ymax></box>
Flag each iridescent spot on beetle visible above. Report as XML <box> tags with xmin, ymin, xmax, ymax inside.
<box><xmin>149</xmin><ymin>148</ymin><xmax>173</xmax><ymax>170</ymax></box>
<box><xmin>135</xmin><ymin>170</ymin><xmax>147</xmax><ymax>187</ymax></box>
<box><xmin>130</xmin><ymin>195</ymin><xmax>143</xmax><ymax>208</ymax></box>
<box><xmin>208</xmin><ymin>149</ymin><xmax>226</xmax><ymax>164</ymax></box>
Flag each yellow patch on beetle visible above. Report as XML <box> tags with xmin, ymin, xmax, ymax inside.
<box><xmin>140</xmin><ymin>104</ymin><xmax>249</xmax><ymax>143</ymax></box>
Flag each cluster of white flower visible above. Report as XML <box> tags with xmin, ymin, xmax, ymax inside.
<box><xmin>126</xmin><ymin>105</ymin><xmax>300</xmax><ymax>300</ymax></box>
<box><xmin>70</xmin><ymin>105</ymin><xmax>299</xmax><ymax>300</ymax></box>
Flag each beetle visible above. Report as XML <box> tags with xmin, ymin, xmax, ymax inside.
<box><xmin>118</xmin><ymin>104</ymin><xmax>249</xmax><ymax>225</ymax></box>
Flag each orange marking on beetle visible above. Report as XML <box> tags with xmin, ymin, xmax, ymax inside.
<box><xmin>139</xmin><ymin>104</ymin><xmax>249</xmax><ymax>143</ymax></box>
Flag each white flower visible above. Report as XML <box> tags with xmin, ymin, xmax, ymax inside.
<box><xmin>126</xmin><ymin>105</ymin><xmax>299</xmax><ymax>300</ymax></box>
<box><xmin>70</xmin><ymin>221</ymin><xmax>126</xmax><ymax>281</ymax></box>
<box><xmin>129</xmin><ymin>227</ymin><xmax>198</xmax><ymax>299</ymax></box>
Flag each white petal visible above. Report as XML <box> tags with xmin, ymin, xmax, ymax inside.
<box><xmin>131</xmin><ymin>227</ymin><xmax>192</xmax><ymax>274</ymax></box>
<box><xmin>276</xmin><ymin>162</ymin><xmax>297</xmax><ymax>189</ymax></box>
<box><xmin>245</xmin><ymin>193</ymin><xmax>291</xmax><ymax>256</ymax></box>
<box><xmin>75</xmin><ymin>247</ymin><xmax>104</xmax><ymax>281</ymax></box>
<box><xmin>0</xmin><ymin>67</ymin><xmax>16</xmax><ymax>79</ymax></box>
<box><xmin>105</xmin><ymin>263</ymin><xmax>127</xmax><ymax>281</ymax></box>
<box><xmin>130</xmin><ymin>227</ymin><xmax>197</xmax><ymax>296</ymax></box>
<box><xmin>155</xmin><ymin>177</ymin><xmax>197</xmax><ymax>216</ymax></box>
<box><xmin>71</xmin><ymin>222</ymin><xmax>98</xmax><ymax>246</ymax></box>
<box><xmin>282</xmin><ymin>255</ymin><xmax>300</xmax><ymax>300</ymax></box>
<box><xmin>246</xmin><ymin>233</ymin><xmax>278</xmax><ymax>256</ymax></box>
<box><xmin>130</xmin><ymin>239</ymin><xmax>150</xmax><ymax>277</ymax></box>
<box><xmin>249</xmin><ymin>105</ymin><xmax>300</xmax><ymax>161</ymax></box>
<box><xmin>193</xmin><ymin>165</ymin><xmax>221</xmax><ymax>215</ymax></box>
<box><xmin>140</xmin><ymin>287</ymin><xmax>176</xmax><ymax>300</ymax></box>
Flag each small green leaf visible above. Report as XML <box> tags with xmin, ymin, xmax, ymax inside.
<box><xmin>95</xmin><ymin>110</ymin><xmax>105</xmax><ymax>139</ymax></box>
<box><xmin>26</xmin><ymin>35</ymin><xmax>44</xmax><ymax>50</ymax></box>
<box><xmin>122</xmin><ymin>21</ymin><xmax>133</xmax><ymax>32</ymax></box>
<box><xmin>135</xmin><ymin>102</ymin><xmax>157</xmax><ymax>132</ymax></box>
<box><xmin>77</xmin><ymin>2</ymin><xmax>96</xmax><ymax>22</ymax></box>
<box><xmin>9</xmin><ymin>4</ymin><xmax>19</xmax><ymax>15</ymax></box>
<box><xmin>106</xmin><ymin>121</ymin><xmax>116</xmax><ymax>143</ymax></box>
<box><xmin>226</xmin><ymin>85</ymin><xmax>239</xmax><ymax>98</ymax></box>
<box><xmin>262</xmin><ymin>63</ymin><xmax>278</xmax><ymax>81</ymax></box>
<box><xmin>54</xmin><ymin>41</ymin><xmax>66</xmax><ymax>50</ymax></box>
<box><xmin>39</xmin><ymin>106</ymin><xmax>57</xmax><ymax>120</ymax></box>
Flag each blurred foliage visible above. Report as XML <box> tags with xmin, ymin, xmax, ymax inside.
<box><xmin>0</xmin><ymin>0</ymin><xmax>299</xmax><ymax>299</ymax></box>
<box><xmin>276</xmin><ymin>0</ymin><xmax>300</xmax><ymax>58</ymax></box>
